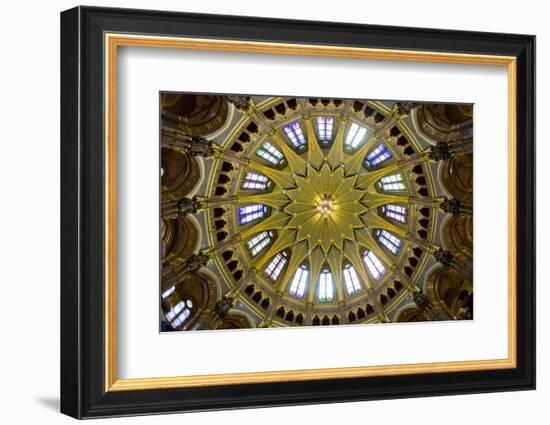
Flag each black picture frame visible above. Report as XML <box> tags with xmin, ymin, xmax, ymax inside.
<box><xmin>60</xmin><ymin>5</ymin><xmax>536</xmax><ymax>419</ymax></box>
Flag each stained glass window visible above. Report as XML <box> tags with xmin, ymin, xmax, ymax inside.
<box><xmin>256</xmin><ymin>141</ymin><xmax>284</xmax><ymax>165</ymax></box>
<box><xmin>265</xmin><ymin>252</ymin><xmax>288</xmax><ymax>281</ymax></box>
<box><xmin>283</xmin><ymin>121</ymin><xmax>307</xmax><ymax>149</ymax></box>
<box><xmin>376</xmin><ymin>229</ymin><xmax>402</xmax><ymax>255</ymax></box>
<box><xmin>161</xmin><ymin>286</ymin><xmax>175</xmax><ymax>300</ymax></box>
<box><xmin>237</xmin><ymin>204</ymin><xmax>268</xmax><ymax>225</ymax></box>
<box><xmin>378</xmin><ymin>173</ymin><xmax>406</xmax><ymax>192</ymax></box>
<box><xmin>381</xmin><ymin>204</ymin><xmax>408</xmax><ymax>223</ymax></box>
<box><xmin>363</xmin><ymin>251</ymin><xmax>386</xmax><ymax>280</ymax></box>
<box><xmin>241</xmin><ymin>172</ymin><xmax>270</xmax><ymax>190</ymax></box>
<box><xmin>246</xmin><ymin>231</ymin><xmax>273</xmax><ymax>256</ymax></box>
<box><xmin>317</xmin><ymin>116</ymin><xmax>334</xmax><ymax>143</ymax></box>
<box><xmin>365</xmin><ymin>144</ymin><xmax>392</xmax><ymax>167</ymax></box>
<box><xmin>343</xmin><ymin>264</ymin><xmax>362</xmax><ymax>295</ymax></box>
<box><xmin>318</xmin><ymin>268</ymin><xmax>334</xmax><ymax>302</ymax></box>
<box><xmin>165</xmin><ymin>299</ymin><xmax>193</xmax><ymax>328</ymax></box>
<box><xmin>344</xmin><ymin>122</ymin><xmax>369</xmax><ymax>149</ymax></box>
<box><xmin>289</xmin><ymin>265</ymin><xmax>308</xmax><ymax>298</ymax></box>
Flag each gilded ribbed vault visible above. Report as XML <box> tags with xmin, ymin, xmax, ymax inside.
<box><xmin>160</xmin><ymin>95</ymin><xmax>474</xmax><ymax>331</ymax></box>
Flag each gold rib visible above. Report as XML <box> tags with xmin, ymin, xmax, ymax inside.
<box><xmin>360</xmin><ymin>192</ymin><xmax>409</xmax><ymax>208</ymax></box>
<box><xmin>355</xmin><ymin>229</ymin><xmax>396</xmax><ymax>269</ymax></box>
<box><xmin>241</xmin><ymin>214</ymin><xmax>291</xmax><ymax>240</ymax></box>
<box><xmin>361</xmin><ymin>210</ymin><xmax>408</xmax><ymax>238</ymax></box>
<box><xmin>252</xmin><ymin>228</ymin><xmax>297</xmax><ymax>270</ymax></box>
<box><xmin>326</xmin><ymin>118</ymin><xmax>346</xmax><ymax>168</ymax></box>
<box><xmin>237</xmin><ymin>190</ymin><xmax>290</xmax><ymax>209</ymax></box>
<box><xmin>343</xmin><ymin>134</ymin><xmax>378</xmax><ymax>176</ymax></box>
<box><xmin>307</xmin><ymin>247</ymin><xmax>325</xmax><ymax>303</ymax></box>
<box><xmin>355</xmin><ymin>162</ymin><xmax>400</xmax><ymax>189</ymax></box>
<box><xmin>327</xmin><ymin>249</ymin><xmax>344</xmax><ymax>302</ymax></box>
<box><xmin>271</xmin><ymin>134</ymin><xmax>307</xmax><ymax>176</ymax></box>
<box><xmin>305</xmin><ymin>117</ymin><xmax>325</xmax><ymax>169</ymax></box>
<box><xmin>277</xmin><ymin>241</ymin><xmax>308</xmax><ymax>292</ymax></box>
<box><xmin>248</xmin><ymin>160</ymin><xmax>296</xmax><ymax>188</ymax></box>
<box><xmin>343</xmin><ymin>240</ymin><xmax>372</xmax><ymax>290</ymax></box>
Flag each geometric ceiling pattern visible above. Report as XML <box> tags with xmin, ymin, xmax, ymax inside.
<box><xmin>160</xmin><ymin>94</ymin><xmax>474</xmax><ymax>331</ymax></box>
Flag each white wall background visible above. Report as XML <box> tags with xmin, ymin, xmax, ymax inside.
<box><xmin>0</xmin><ymin>0</ymin><xmax>545</xmax><ymax>423</ymax></box>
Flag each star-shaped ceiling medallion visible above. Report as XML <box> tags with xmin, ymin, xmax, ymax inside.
<box><xmin>284</xmin><ymin>162</ymin><xmax>368</xmax><ymax>253</ymax></box>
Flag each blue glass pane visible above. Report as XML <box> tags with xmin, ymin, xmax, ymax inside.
<box><xmin>365</xmin><ymin>144</ymin><xmax>393</xmax><ymax>167</ymax></box>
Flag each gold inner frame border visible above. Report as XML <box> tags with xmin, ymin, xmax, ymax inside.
<box><xmin>104</xmin><ymin>33</ymin><xmax>517</xmax><ymax>392</ymax></box>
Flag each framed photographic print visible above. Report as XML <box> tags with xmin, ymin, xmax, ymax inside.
<box><xmin>60</xmin><ymin>6</ymin><xmax>536</xmax><ymax>419</ymax></box>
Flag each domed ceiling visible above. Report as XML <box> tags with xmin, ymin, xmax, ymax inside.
<box><xmin>160</xmin><ymin>94</ymin><xmax>474</xmax><ymax>331</ymax></box>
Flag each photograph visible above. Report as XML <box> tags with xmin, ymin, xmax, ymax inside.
<box><xmin>160</xmin><ymin>93</ymin><xmax>474</xmax><ymax>331</ymax></box>
<box><xmin>0</xmin><ymin>0</ymin><xmax>544</xmax><ymax>422</ymax></box>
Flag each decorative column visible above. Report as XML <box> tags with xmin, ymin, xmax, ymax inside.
<box><xmin>226</xmin><ymin>95</ymin><xmax>252</xmax><ymax>112</ymax></box>
<box><xmin>389</xmin><ymin>265</ymin><xmax>446</xmax><ymax>321</ymax></box>
<box><xmin>448</xmin><ymin>138</ymin><xmax>473</xmax><ymax>155</ymax></box>
<box><xmin>428</xmin><ymin>141</ymin><xmax>454</xmax><ymax>162</ymax></box>
<box><xmin>304</xmin><ymin>302</ymin><xmax>314</xmax><ymax>326</ymax></box>
<box><xmin>197</xmin><ymin>296</ymin><xmax>235</xmax><ymax>330</ymax></box>
<box><xmin>439</xmin><ymin>197</ymin><xmax>473</xmax><ymax>216</ymax></box>
<box><xmin>338</xmin><ymin>302</ymin><xmax>347</xmax><ymax>324</ymax></box>
<box><xmin>402</xmin><ymin>234</ymin><xmax>472</xmax><ymax>282</ymax></box>
<box><xmin>160</xmin><ymin>250</ymin><xmax>211</xmax><ymax>293</ymax></box>
<box><xmin>411</xmin><ymin>287</ymin><xmax>451</xmax><ymax>321</ymax></box>
<box><xmin>203</xmin><ymin>233</ymin><xmax>242</xmax><ymax>257</ymax></box>
<box><xmin>258</xmin><ymin>291</ymin><xmax>283</xmax><ymax>328</ymax></box>
<box><xmin>162</xmin><ymin>196</ymin><xmax>236</xmax><ymax>220</ymax></box>
<box><xmin>161</xmin><ymin>127</ymin><xmax>249</xmax><ymax>165</ymax></box>
<box><xmin>374</xmin><ymin>102</ymin><xmax>421</xmax><ymax>139</ymax></box>
<box><xmin>428</xmin><ymin>139</ymin><xmax>472</xmax><ymax>162</ymax></box>
<box><xmin>366</xmin><ymin>288</ymin><xmax>390</xmax><ymax>323</ymax></box>
<box><xmin>162</xmin><ymin>197</ymin><xmax>200</xmax><ymax>220</ymax></box>
<box><xmin>163</xmin><ymin>231</ymin><xmax>241</xmax><ymax>281</ymax></box>
<box><xmin>433</xmin><ymin>248</ymin><xmax>473</xmax><ymax>282</ymax></box>
<box><xmin>225</xmin><ymin>268</ymin><xmax>257</xmax><ymax>299</ymax></box>
<box><xmin>397</xmin><ymin>151</ymin><xmax>431</xmax><ymax>167</ymax></box>
<box><xmin>395</xmin><ymin>196</ymin><xmax>472</xmax><ymax>219</ymax></box>
<box><xmin>193</xmin><ymin>269</ymin><xmax>258</xmax><ymax>330</ymax></box>
<box><xmin>404</xmin><ymin>233</ymin><xmax>436</xmax><ymax>251</ymax></box>
<box><xmin>408</xmin><ymin>196</ymin><xmax>446</xmax><ymax>208</ymax></box>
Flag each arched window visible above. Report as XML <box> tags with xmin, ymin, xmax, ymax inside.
<box><xmin>241</xmin><ymin>172</ymin><xmax>270</xmax><ymax>190</ymax></box>
<box><xmin>237</xmin><ymin>204</ymin><xmax>268</xmax><ymax>225</ymax></box>
<box><xmin>375</xmin><ymin>229</ymin><xmax>402</xmax><ymax>255</ymax></box>
<box><xmin>365</xmin><ymin>143</ymin><xmax>392</xmax><ymax>167</ymax></box>
<box><xmin>363</xmin><ymin>251</ymin><xmax>386</xmax><ymax>280</ymax></box>
<box><xmin>343</xmin><ymin>264</ymin><xmax>362</xmax><ymax>295</ymax></box>
<box><xmin>256</xmin><ymin>141</ymin><xmax>284</xmax><ymax>166</ymax></box>
<box><xmin>318</xmin><ymin>268</ymin><xmax>334</xmax><ymax>302</ymax></box>
<box><xmin>289</xmin><ymin>264</ymin><xmax>308</xmax><ymax>298</ymax></box>
<box><xmin>381</xmin><ymin>204</ymin><xmax>407</xmax><ymax>223</ymax></box>
<box><xmin>317</xmin><ymin>116</ymin><xmax>334</xmax><ymax>143</ymax></box>
<box><xmin>265</xmin><ymin>252</ymin><xmax>288</xmax><ymax>281</ymax></box>
<box><xmin>165</xmin><ymin>299</ymin><xmax>194</xmax><ymax>328</ymax></box>
<box><xmin>161</xmin><ymin>286</ymin><xmax>175</xmax><ymax>300</ymax></box>
<box><xmin>377</xmin><ymin>173</ymin><xmax>406</xmax><ymax>192</ymax></box>
<box><xmin>283</xmin><ymin>121</ymin><xmax>306</xmax><ymax>149</ymax></box>
<box><xmin>344</xmin><ymin>122</ymin><xmax>369</xmax><ymax>149</ymax></box>
<box><xmin>246</xmin><ymin>231</ymin><xmax>273</xmax><ymax>256</ymax></box>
